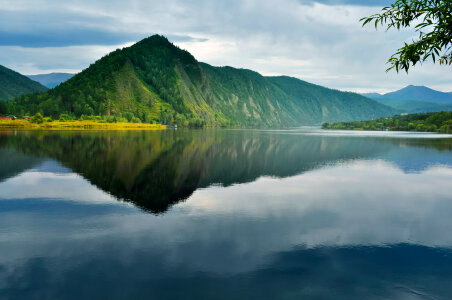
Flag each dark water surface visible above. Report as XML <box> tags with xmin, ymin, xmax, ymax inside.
<box><xmin>1</xmin><ymin>128</ymin><xmax>452</xmax><ymax>299</ymax></box>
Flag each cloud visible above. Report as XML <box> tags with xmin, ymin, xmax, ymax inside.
<box><xmin>297</xmin><ymin>0</ymin><xmax>394</xmax><ymax>5</ymax></box>
<box><xmin>0</xmin><ymin>44</ymin><xmax>132</xmax><ymax>74</ymax></box>
<box><xmin>0</xmin><ymin>31</ymin><xmax>144</xmax><ymax>48</ymax></box>
<box><xmin>0</xmin><ymin>8</ymin><xmax>205</xmax><ymax>47</ymax></box>
<box><xmin>2</xmin><ymin>158</ymin><xmax>452</xmax><ymax>279</ymax></box>
<box><xmin>0</xmin><ymin>0</ymin><xmax>450</xmax><ymax>92</ymax></box>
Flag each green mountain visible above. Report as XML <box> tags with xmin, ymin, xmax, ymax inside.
<box><xmin>0</xmin><ymin>65</ymin><xmax>48</xmax><ymax>102</ymax></box>
<box><xmin>363</xmin><ymin>85</ymin><xmax>452</xmax><ymax>104</ymax></box>
<box><xmin>9</xmin><ymin>35</ymin><xmax>395</xmax><ymax>127</ymax></box>
<box><xmin>362</xmin><ymin>85</ymin><xmax>452</xmax><ymax>113</ymax></box>
<box><xmin>27</xmin><ymin>73</ymin><xmax>75</xmax><ymax>88</ymax></box>
<box><xmin>383</xmin><ymin>85</ymin><xmax>452</xmax><ymax>104</ymax></box>
<box><xmin>372</xmin><ymin>98</ymin><xmax>452</xmax><ymax>114</ymax></box>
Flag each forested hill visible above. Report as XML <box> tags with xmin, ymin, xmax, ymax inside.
<box><xmin>0</xmin><ymin>65</ymin><xmax>48</xmax><ymax>101</ymax></box>
<box><xmin>323</xmin><ymin>111</ymin><xmax>452</xmax><ymax>133</ymax></box>
<box><xmin>9</xmin><ymin>35</ymin><xmax>395</xmax><ymax>127</ymax></box>
<box><xmin>362</xmin><ymin>85</ymin><xmax>452</xmax><ymax>114</ymax></box>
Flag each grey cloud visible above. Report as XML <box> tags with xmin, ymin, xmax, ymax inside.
<box><xmin>0</xmin><ymin>30</ymin><xmax>146</xmax><ymax>47</ymax></box>
<box><xmin>297</xmin><ymin>0</ymin><xmax>393</xmax><ymax>5</ymax></box>
<box><xmin>0</xmin><ymin>31</ymin><xmax>205</xmax><ymax>48</ymax></box>
<box><xmin>165</xmin><ymin>35</ymin><xmax>208</xmax><ymax>43</ymax></box>
<box><xmin>0</xmin><ymin>7</ymin><xmax>206</xmax><ymax>47</ymax></box>
<box><xmin>0</xmin><ymin>0</ymin><xmax>450</xmax><ymax>92</ymax></box>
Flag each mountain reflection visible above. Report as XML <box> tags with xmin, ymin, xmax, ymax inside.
<box><xmin>1</xmin><ymin>129</ymin><xmax>451</xmax><ymax>213</ymax></box>
<box><xmin>2</xmin><ymin>130</ymin><xmax>452</xmax><ymax>299</ymax></box>
<box><xmin>0</xmin><ymin>131</ymin><xmax>43</xmax><ymax>182</ymax></box>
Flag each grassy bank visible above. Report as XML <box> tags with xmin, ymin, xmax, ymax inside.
<box><xmin>0</xmin><ymin>119</ymin><xmax>166</xmax><ymax>130</ymax></box>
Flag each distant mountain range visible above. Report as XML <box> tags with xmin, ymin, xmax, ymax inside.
<box><xmin>0</xmin><ymin>65</ymin><xmax>48</xmax><ymax>102</ymax></box>
<box><xmin>362</xmin><ymin>85</ymin><xmax>452</xmax><ymax>113</ymax></box>
<box><xmin>7</xmin><ymin>35</ymin><xmax>395</xmax><ymax>126</ymax></box>
<box><xmin>27</xmin><ymin>73</ymin><xmax>75</xmax><ymax>88</ymax></box>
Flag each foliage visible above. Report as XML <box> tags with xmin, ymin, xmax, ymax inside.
<box><xmin>361</xmin><ymin>0</ymin><xmax>452</xmax><ymax>72</ymax></box>
<box><xmin>0</xmin><ymin>101</ymin><xmax>7</xmax><ymax>115</ymax></box>
<box><xmin>323</xmin><ymin>111</ymin><xmax>452</xmax><ymax>133</ymax></box>
<box><xmin>30</xmin><ymin>113</ymin><xmax>44</xmax><ymax>124</ymax></box>
<box><xmin>130</xmin><ymin>116</ymin><xmax>142</xmax><ymax>123</ymax></box>
<box><xmin>0</xmin><ymin>119</ymin><xmax>165</xmax><ymax>130</ymax></box>
<box><xmin>59</xmin><ymin>114</ymin><xmax>74</xmax><ymax>122</ymax></box>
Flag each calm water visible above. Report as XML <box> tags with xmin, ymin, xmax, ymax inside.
<box><xmin>1</xmin><ymin>128</ymin><xmax>452</xmax><ymax>299</ymax></box>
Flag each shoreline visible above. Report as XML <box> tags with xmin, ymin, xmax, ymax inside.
<box><xmin>0</xmin><ymin>120</ymin><xmax>166</xmax><ymax>130</ymax></box>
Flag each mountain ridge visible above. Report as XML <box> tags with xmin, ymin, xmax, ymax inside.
<box><xmin>0</xmin><ymin>65</ymin><xmax>48</xmax><ymax>102</ymax></box>
<box><xmin>385</xmin><ymin>85</ymin><xmax>452</xmax><ymax>104</ymax></box>
<box><xmin>9</xmin><ymin>35</ymin><xmax>395</xmax><ymax>126</ymax></box>
<box><xmin>362</xmin><ymin>85</ymin><xmax>452</xmax><ymax>114</ymax></box>
<box><xmin>363</xmin><ymin>85</ymin><xmax>452</xmax><ymax>104</ymax></box>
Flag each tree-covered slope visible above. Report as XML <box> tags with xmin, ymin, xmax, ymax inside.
<box><xmin>267</xmin><ymin>76</ymin><xmax>395</xmax><ymax>124</ymax></box>
<box><xmin>9</xmin><ymin>35</ymin><xmax>396</xmax><ymax>126</ymax></box>
<box><xmin>0</xmin><ymin>65</ymin><xmax>48</xmax><ymax>101</ymax></box>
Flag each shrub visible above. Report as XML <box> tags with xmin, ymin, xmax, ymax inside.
<box><xmin>59</xmin><ymin>114</ymin><xmax>72</xmax><ymax>121</ymax></box>
<box><xmin>131</xmin><ymin>116</ymin><xmax>142</xmax><ymax>123</ymax></box>
<box><xmin>30</xmin><ymin>113</ymin><xmax>44</xmax><ymax>124</ymax></box>
<box><xmin>106</xmin><ymin>116</ymin><xmax>116</xmax><ymax>123</ymax></box>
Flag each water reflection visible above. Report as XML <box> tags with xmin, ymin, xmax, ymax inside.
<box><xmin>2</xmin><ymin>129</ymin><xmax>451</xmax><ymax>213</ymax></box>
<box><xmin>1</xmin><ymin>129</ymin><xmax>452</xmax><ymax>299</ymax></box>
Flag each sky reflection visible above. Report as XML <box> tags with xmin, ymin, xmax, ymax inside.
<box><xmin>1</xmin><ymin>159</ymin><xmax>452</xmax><ymax>272</ymax></box>
<box><xmin>1</xmin><ymin>130</ymin><xmax>452</xmax><ymax>299</ymax></box>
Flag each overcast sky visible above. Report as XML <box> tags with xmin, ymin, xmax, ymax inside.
<box><xmin>0</xmin><ymin>0</ymin><xmax>450</xmax><ymax>93</ymax></box>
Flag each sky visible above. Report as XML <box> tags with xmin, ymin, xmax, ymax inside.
<box><xmin>0</xmin><ymin>0</ymin><xmax>450</xmax><ymax>93</ymax></box>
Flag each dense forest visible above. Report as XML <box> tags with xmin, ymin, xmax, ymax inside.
<box><xmin>0</xmin><ymin>101</ymin><xmax>7</xmax><ymax>115</ymax></box>
<box><xmin>322</xmin><ymin>111</ymin><xmax>452</xmax><ymax>133</ymax></box>
<box><xmin>6</xmin><ymin>35</ymin><xmax>395</xmax><ymax>127</ymax></box>
<box><xmin>0</xmin><ymin>65</ymin><xmax>47</xmax><ymax>102</ymax></box>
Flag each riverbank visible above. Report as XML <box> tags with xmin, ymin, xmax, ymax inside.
<box><xmin>322</xmin><ymin>111</ymin><xmax>452</xmax><ymax>134</ymax></box>
<box><xmin>0</xmin><ymin>120</ymin><xmax>166</xmax><ymax>130</ymax></box>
